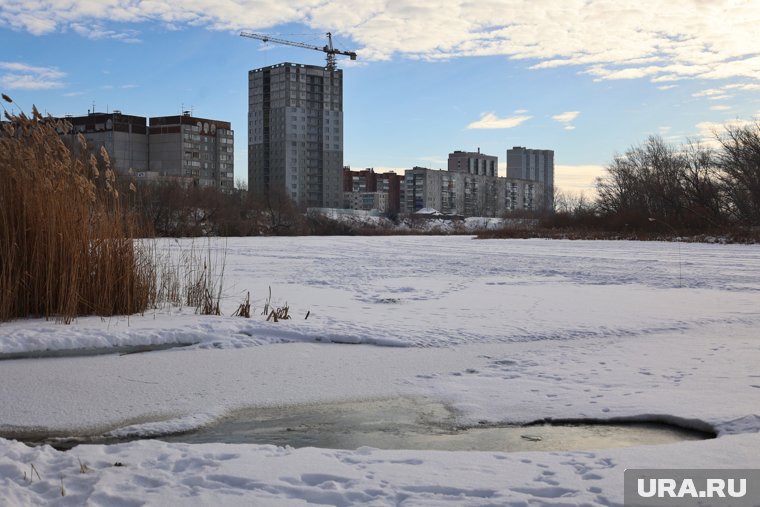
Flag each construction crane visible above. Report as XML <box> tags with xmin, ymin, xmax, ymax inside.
<box><xmin>240</xmin><ymin>31</ymin><xmax>357</xmax><ymax>71</ymax></box>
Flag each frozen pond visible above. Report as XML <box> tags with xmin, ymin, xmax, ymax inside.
<box><xmin>158</xmin><ymin>398</ymin><xmax>712</xmax><ymax>452</ymax></box>
<box><xmin>1</xmin><ymin>237</ymin><xmax>758</xmax><ymax>506</ymax></box>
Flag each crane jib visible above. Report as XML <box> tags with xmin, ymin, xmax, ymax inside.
<box><xmin>240</xmin><ymin>31</ymin><xmax>358</xmax><ymax>70</ymax></box>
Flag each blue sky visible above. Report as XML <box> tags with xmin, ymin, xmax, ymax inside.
<box><xmin>2</xmin><ymin>1</ymin><xmax>759</xmax><ymax>194</ymax></box>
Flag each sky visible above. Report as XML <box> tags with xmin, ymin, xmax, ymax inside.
<box><xmin>2</xmin><ymin>1</ymin><xmax>760</xmax><ymax>194</ymax></box>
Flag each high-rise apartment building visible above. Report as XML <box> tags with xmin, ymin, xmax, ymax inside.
<box><xmin>62</xmin><ymin>111</ymin><xmax>149</xmax><ymax>174</ymax></box>
<box><xmin>506</xmin><ymin>146</ymin><xmax>554</xmax><ymax>211</ymax></box>
<box><xmin>60</xmin><ymin>111</ymin><xmax>234</xmax><ymax>189</ymax></box>
<box><xmin>448</xmin><ymin>149</ymin><xmax>497</xmax><ymax>177</ymax></box>
<box><xmin>248</xmin><ymin>62</ymin><xmax>344</xmax><ymax>208</ymax></box>
<box><xmin>149</xmin><ymin>114</ymin><xmax>234</xmax><ymax>189</ymax></box>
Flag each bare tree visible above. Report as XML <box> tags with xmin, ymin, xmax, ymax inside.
<box><xmin>716</xmin><ymin>122</ymin><xmax>760</xmax><ymax>225</ymax></box>
<box><xmin>250</xmin><ymin>187</ymin><xmax>303</xmax><ymax>235</ymax></box>
<box><xmin>596</xmin><ymin>136</ymin><xmax>722</xmax><ymax>228</ymax></box>
<box><xmin>680</xmin><ymin>140</ymin><xmax>724</xmax><ymax>226</ymax></box>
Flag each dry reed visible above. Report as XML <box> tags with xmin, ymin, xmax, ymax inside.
<box><xmin>0</xmin><ymin>98</ymin><xmax>154</xmax><ymax>322</ymax></box>
<box><xmin>149</xmin><ymin>238</ymin><xmax>226</xmax><ymax>315</ymax></box>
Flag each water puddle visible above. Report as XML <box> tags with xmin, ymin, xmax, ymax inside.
<box><xmin>159</xmin><ymin>398</ymin><xmax>713</xmax><ymax>452</ymax></box>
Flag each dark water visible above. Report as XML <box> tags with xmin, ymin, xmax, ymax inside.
<box><xmin>0</xmin><ymin>343</ymin><xmax>192</xmax><ymax>361</ymax></box>
<box><xmin>159</xmin><ymin>398</ymin><xmax>714</xmax><ymax>452</ymax></box>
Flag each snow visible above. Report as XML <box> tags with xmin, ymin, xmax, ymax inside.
<box><xmin>0</xmin><ymin>236</ymin><xmax>759</xmax><ymax>506</ymax></box>
<box><xmin>415</xmin><ymin>207</ymin><xmax>441</xmax><ymax>215</ymax></box>
<box><xmin>311</xmin><ymin>209</ymin><xmax>533</xmax><ymax>232</ymax></box>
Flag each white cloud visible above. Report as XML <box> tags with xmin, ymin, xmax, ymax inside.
<box><xmin>552</xmin><ymin>111</ymin><xmax>579</xmax><ymax>123</ymax></box>
<box><xmin>692</xmin><ymin>88</ymin><xmax>724</xmax><ymax>97</ymax></box>
<box><xmin>690</xmin><ymin>90</ymin><xmax>734</xmax><ymax>101</ymax></box>
<box><xmin>0</xmin><ymin>62</ymin><xmax>65</xmax><ymax>90</ymax></box>
<box><xmin>692</xmin><ymin>83</ymin><xmax>760</xmax><ymax>104</ymax></box>
<box><xmin>4</xmin><ymin>1</ymin><xmax>760</xmax><ymax>87</ymax></box>
<box><xmin>724</xmin><ymin>83</ymin><xmax>760</xmax><ymax>91</ymax></box>
<box><xmin>657</xmin><ymin>85</ymin><xmax>677</xmax><ymax>90</ymax></box>
<box><xmin>695</xmin><ymin>118</ymin><xmax>757</xmax><ymax>147</ymax></box>
<box><xmin>552</xmin><ymin>111</ymin><xmax>579</xmax><ymax>130</ymax></box>
<box><xmin>555</xmin><ymin>164</ymin><xmax>606</xmax><ymax>193</ymax></box>
<box><xmin>710</xmin><ymin>105</ymin><xmax>731</xmax><ymax>111</ymax></box>
<box><xmin>466</xmin><ymin>112</ymin><xmax>531</xmax><ymax>129</ymax></box>
<box><xmin>71</xmin><ymin>23</ymin><xmax>141</xmax><ymax>43</ymax></box>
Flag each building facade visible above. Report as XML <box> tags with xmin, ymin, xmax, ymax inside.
<box><xmin>149</xmin><ymin>114</ymin><xmax>234</xmax><ymax>189</ymax></box>
<box><xmin>448</xmin><ymin>149</ymin><xmax>497</xmax><ymax>177</ymax></box>
<box><xmin>63</xmin><ymin>111</ymin><xmax>149</xmax><ymax>174</ymax></box>
<box><xmin>506</xmin><ymin>146</ymin><xmax>554</xmax><ymax>212</ymax></box>
<box><xmin>344</xmin><ymin>191</ymin><xmax>389</xmax><ymax>212</ymax></box>
<box><xmin>249</xmin><ymin>62</ymin><xmax>344</xmax><ymax>208</ymax></box>
<box><xmin>404</xmin><ymin>167</ymin><xmax>542</xmax><ymax>217</ymax></box>
<box><xmin>343</xmin><ymin>167</ymin><xmax>404</xmax><ymax>214</ymax></box>
<box><xmin>60</xmin><ymin>111</ymin><xmax>234</xmax><ymax>189</ymax></box>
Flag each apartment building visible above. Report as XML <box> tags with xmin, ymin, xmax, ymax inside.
<box><xmin>342</xmin><ymin>167</ymin><xmax>404</xmax><ymax>213</ymax></box>
<box><xmin>448</xmin><ymin>149</ymin><xmax>498</xmax><ymax>177</ymax></box>
<box><xmin>62</xmin><ymin>111</ymin><xmax>149</xmax><ymax>174</ymax></box>
<box><xmin>149</xmin><ymin>114</ymin><xmax>234</xmax><ymax>189</ymax></box>
<box><xmin>404</xmin><ymin>167</ymin><xmax>542</xmax><ymax>217</ymax></box>
<box><xmin>507</xmin><ymin>146</ymin><xmax>554</xmax><ymax>211</ymax></box>
<box><xmin>60</xmin><ymin>111</ymin><xmax>234</xmax><ymax>189</ymax></box>
<box><xmin>249</xmin><ymin>62</ymin><xmax>344</xmax><ymax>208</ymax></box>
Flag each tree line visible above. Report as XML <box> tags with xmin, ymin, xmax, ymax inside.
<box><xmin>121</xmin><ymin>182</ymin><xmax>352</xmax><ymax>237</ymax></box>
<box><xmin>551</xmin><ymin>122</ymin><xmax>760</xmax><ymax>233</ymax></box>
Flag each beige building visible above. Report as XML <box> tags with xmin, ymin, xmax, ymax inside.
<box><xmin>344</xmin><ymin>191</ymin><xmax>389</xmax><ymax>211</ymax></box>
<box><xmin>404</xmin><ymin>167</ymin><xmax>542</xmax><ymax>217</ymax></box>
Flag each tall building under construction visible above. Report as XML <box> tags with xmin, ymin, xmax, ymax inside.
<box><xmin>248</xmin><ymin>62</ymin><xmax>344</xmax><ymax>208</ymax></box>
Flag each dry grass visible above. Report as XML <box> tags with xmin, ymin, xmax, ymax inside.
<box><xmin>146</xmin><ymin>239</ymin><xmax>226</xmax><ymax>315</ymax></box>
<box><xmin>262</xmin><ymin>286</ymin><xmax>290</xmax><ymax>322</ymax></box>
<box><xmin>0</xmin><ymin>98</ymin><xmax>154</xmax><ymax>322</ymax></box>
<box><xmin>232</xmin><ymin>291</ymin><xmax>251</xmax><ymax>318</ymax></box>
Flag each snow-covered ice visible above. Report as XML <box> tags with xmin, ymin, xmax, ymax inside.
<box><xmin>0</xmin><ymin>236</ymin><xmax>758</xmax><ymax>506</ymax></box>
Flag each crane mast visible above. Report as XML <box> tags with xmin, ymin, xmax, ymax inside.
<box><xmin>240</xmin><ymin>31</ymin><xmax>357</xmax><ymax>71</ymax></box>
